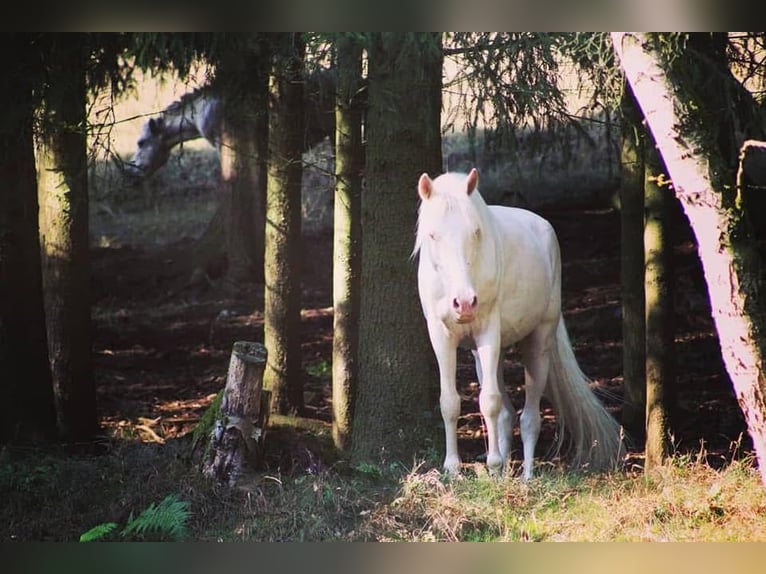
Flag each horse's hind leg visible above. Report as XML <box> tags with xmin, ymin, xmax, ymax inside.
<box><xmin>519</xmin><ymin>324</ymin><xmax>555</xmax><ymax>480</ymax></box>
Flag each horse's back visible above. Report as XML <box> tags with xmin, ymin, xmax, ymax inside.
<box><xmin>488</xmin><ymin>205</ymin><xmax>562</xmax><ymax>346</ymax></box>
<box><xmin>488</xmin><ymin>205</ymin><xmax>559</xmax><ymax>261</ymax></box>
<box><xmin>197</xmin><ymin>95</ymin><xmax>223</xmax><ymax>145</ymax></box>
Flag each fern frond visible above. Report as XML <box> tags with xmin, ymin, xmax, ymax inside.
<box><xmin>79</xmin><ymin>522</ymin><xmax>119</xmax><ymax>542</ymax></box>
<box><xmin>121</xmin><ymin>494</ymin><xmax>191</xmax><ymax>541</ymax></box>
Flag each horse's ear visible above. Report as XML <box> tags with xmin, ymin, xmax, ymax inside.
<box><xmin>466</xmin><ymin>168</ymin><xmax>479</xmax><ymax>195</ymax></box>
<box><xmin>148</xmin><ymin>118</ymin><xmax>163</xmax><ymax>135</ymax></box>
<box><xmin>418</xmin><ymin>173</ymin><xmax>432</xmax><ymax>200</ymax></box>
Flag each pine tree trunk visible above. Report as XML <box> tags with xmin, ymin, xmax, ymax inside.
<box><xmin>331</xmin><ymin>35</ymin><xmax>364</xmax><ymax>451</ymax></box>
<box><xmin>219</xmin><ymin>123</ymin><xmax>261</xmax><ymax>286</ymax></box>
<box><xmin>36</xmin><ymin>34</ymin><xmax>98</xmax><ymax>443</ymax></box>
<box><xmin>217</xmin><ymin>38</ymin><xmax>270</xmax><ymax>289</ymax></box>
<box><xmin>263</xmin><ymin>33</ymin><xmax>305</xmax><ymax>415</ymax></box>
<box><xmin>351</xmin><ymin>33</ymin><xmax>442</xmax><ymax>465</ymax></box>
<box><xmin>613</xmin><ymin>32</ymin><xmax>766</xmax><ymax>487</ymax></box>
<box><xmin>619</xmin><ymin>83</ymin><xmax>647</xmax><ymax>446</ymax></box>
<box><xmin>0</xmin><ymin>33</ymin><xmax>57</xmax><ymax>443</ymax></box>
<box><xmin>643</xmin><ymin>144</ymin><xmax>676</xmax><ymax>470</ymax></box>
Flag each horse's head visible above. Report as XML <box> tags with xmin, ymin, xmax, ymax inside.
<box><xmin>124</xmin><ymin>117</ymin><xmax>171</xmax><ymax>179</ymax></box>
<box><xmin>416</xmin><ymin>168</ymin><xmax>496</xmax><ymax>325</ymax></box>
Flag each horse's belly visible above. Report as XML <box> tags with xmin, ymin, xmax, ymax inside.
<box><xmin>498</xmin><ymin>301</ymin><xmax>548</xmax><ymax>347</ymax></box>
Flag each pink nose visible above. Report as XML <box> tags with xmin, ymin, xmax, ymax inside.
<box><xmin>452</xmin><ymin>294</ymin><xmax>478</xmax><ymax>316</ymax></box>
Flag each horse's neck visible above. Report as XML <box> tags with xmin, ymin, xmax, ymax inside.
<box><xmin>162</xmin><ymin>95</ymin><xmax>219</xmax><ymax>149</ymax></box>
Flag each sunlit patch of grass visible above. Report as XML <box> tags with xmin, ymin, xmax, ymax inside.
<box><xmin>363</xmin><ymin>450</ymin><xmax>766</xmax><ymax>542</ymax></box>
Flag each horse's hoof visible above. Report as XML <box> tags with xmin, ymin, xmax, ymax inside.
<box><xmin>443</xmin><ymin>457</ymin><xmax>461</xmax><ymax>475</ymax></box>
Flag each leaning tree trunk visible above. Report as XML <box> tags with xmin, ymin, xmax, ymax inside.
<box><xmin>331</xmin><ymin>35</ymin><xmax>364</xmax><ymax>451</ymax></box>
<box><xmin>612</xmin><ymin>32</ymin><xmax>766</xmax><ymax>487</ymax></box>
<box><xmin>263</xmin><ymin>33</ymin><xmax>305</xmax><ymax>415</ymax></box>
<box><xmin>0</xmin><ymin>33</ymin><xmax>57</xmax><ymax>444</ymax></box>
<box><xmin>643</xmin><ymin>142</ymin><xmax>676</xmax><ymax>470</ymax></box>
<box><xmin>351</xmin><ymin>33</ymin><xmax>442</xmax><ymax>466</ymax></box>
<box><xmin>619</xmin><ymin>81</ymin><xmax>647</xmax><ymax>446</ymax></box>
<box><xmin>36</xmin><ymin>34</ymin><xmax>98</xmax><ymax>443</ymax></box>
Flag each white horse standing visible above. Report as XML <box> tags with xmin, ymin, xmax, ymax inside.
<box><xmin>415</xmin><ymin>168</ymin><xmax>623</xmax><ymax>479</ymax></box>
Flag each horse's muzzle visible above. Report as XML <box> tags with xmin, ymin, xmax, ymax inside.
<box><xmin>452</xmin><ymin>295</ymin><xmax>478</xmax><ymax>323</ymax></box>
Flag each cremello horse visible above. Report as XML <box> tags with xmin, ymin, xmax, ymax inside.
<box><xmin>415</xmin><ymin>168</ymin><xmax>623</xmax><ymax>479</ymax></box>
<box><xmin>125</xmin><ymin>71</ymin><xmax>337</xmax><ymax>180</ymax></box>
<box><xmin>125</xmin><ymin>88</ymin><xmax>223</xmax><ymax>178</ymax></box>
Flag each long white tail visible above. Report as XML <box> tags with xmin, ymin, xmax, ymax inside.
<box><xmin>545</xmin><ymin>318</ymin><xmax>624</xmax><ymax>471</ymax></box>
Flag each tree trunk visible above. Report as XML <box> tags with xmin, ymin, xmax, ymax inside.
<box><xmin>216</xmin><ymin>36</ymin><xmax>270</xmax><ymax>289</ymax></box>
<box><xmin>351</xmin><ymin>33</ymin><xmax>442</xmax><ymax>466</ymax></box>
<box><xmin>36</xmin><ymin>34</ymin><xmax>98</xmax><ymax>443</ymax></box>
<box><xmin>643</xmin><ymin>143</ymin><xmax>676</xmax><ymax>470</ymax></box>
<box><xmin>0</xmin><ymin>33</ymin><xmax>57</xmax><ymax>444</ymax></box>
<box><xmin>331</xmin><ymin>35</ymin><xmax>364</xmax><ymax>451</ymax></box>
<box><xmin>619</xmin><ymin>82</ymin><xmax>647</xmax><ymax>446</ymax></box>
<box><xmin>202</xmin><ymin>341</ymin><xmax>268</xmax><ymax>484</ymax></box>
<box><xmin>190</xmin><ymin>60</ymin><xmax>329</xmax><ymax>285</ymax></box>
<box><xmin>263</xmin><ymin>33</ymin><xmax>305</xmax><ymax>415</ymax></box>
<box><xmin>613</xmin><ymin>32</ymin><xmax>766</xmax><ymax>487</ymax></box>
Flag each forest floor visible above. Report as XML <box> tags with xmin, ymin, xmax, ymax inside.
<box><xmin>5</xmin><ymin>167</ymin><xmax>759</xmax><ymax>543</ymax></box>
<box><xmin>88</xmin><ymin>184</ymin><xmax>750</xmax><ymax>472</ymax></box>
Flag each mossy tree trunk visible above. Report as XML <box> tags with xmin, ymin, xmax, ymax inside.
<box><xmin>613</xmin><ymin>32</ymin><xmax>766</xmax><ymax>487</ymax></box>
<box><xmin>643</xmin><ymin>143</ymin><xmax>676</xmax><ymax>470</ymax></box>
<box><xmin>331</xmin><ymin>35</ymin><xmax>364</xmax><ymax>451</ymax></box>
<box><xmin>263</xmin><ymin>33</ymin><xmax>305</xmax><ymax>415</ymax></box>
<box><xmin>351</xmin><ymin>33</ymin><xmax>442</xmax><ymax>466</ymax></box>
<box><xmin>619</xmin><ymin>81</ymin><xmax>647</xmax><ymax>447</ymax></box>
<box><xmin>0</xmin><ymin>33</ymin><xmax>58</xmax><ymax>444</ymax></box>
<box><xmin>36</xmin><ymin>34</ymin><xmax>98</xmax><ymax>442</ymax></box>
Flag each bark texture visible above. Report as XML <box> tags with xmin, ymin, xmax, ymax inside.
<box><xmin>351</xmin><ymin>33</ymin><xmax>443</xmax><ymax>465</ymax></box>
<box><xmin>619</xmin><ymin>83</ymin><xmax>647</xmax><ymax>446</ymax></box>
<box><xmin>643</xmin><ymin>144</ymin><xmax>676</xmax><ymax>470</ymax></box>
<box><xmin>216</xmin><ymin>37</ymin><xmax>270</xmax><ymax>288</ymax></box>
<box><xmin>263</xmin><ymin>33</ymin><xmax>305</xmax><ymax>414</ymax></box>
<box><xmin>0</xmin><ymin>33</ymin><xmax>57</xmax><ymax>443</ymax></box>
<box><xmin>36</xmin><ymin>34</ymin><xmax>98</xmax><ymax>442</ymax></box>
<box><xmin>613</xmin><ymin>32</ymin><xmax>766</xmax><ymax>487</ymax></box>
<box><xmin>331</xmin><ymin>35</ymin><xmax>364</xmax><ymax>451</ymax></box>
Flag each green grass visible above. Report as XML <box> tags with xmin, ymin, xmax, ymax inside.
<box><xmin>3</xmin><ymin>422</ymin><xmax>765</xmax><ymax>541</ymax></box>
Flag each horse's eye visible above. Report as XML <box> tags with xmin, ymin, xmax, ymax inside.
<box><xmin>474</xmin><ymin>228</ymin><xmax>481</xmax><ymax>239</ymax></box>
<box><xmin>428</xmin><ymin>232</ymin><xmax>438</xmax><ymax>241</ymax></box>
<box><xmin>137</xmin><ymin>139</ymin><xmax>146</xmax><ymax>148</ymax></box>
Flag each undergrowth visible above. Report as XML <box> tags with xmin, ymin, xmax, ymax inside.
<box><xmin>4</xmin><ymin>430</ymin><xmax>765</xmax><ymax>541</ymax></box>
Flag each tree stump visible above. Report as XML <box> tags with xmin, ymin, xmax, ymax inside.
<box><xmin>202</xmin><ymin>341</ymin><xmax>269</xmax><ymax>485</ymax></box>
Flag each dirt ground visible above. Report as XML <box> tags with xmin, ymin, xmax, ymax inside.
<box><xmin>89</xmin><ymin>193</ymin><xmax>751</xmax><ymax>471</ymax></box>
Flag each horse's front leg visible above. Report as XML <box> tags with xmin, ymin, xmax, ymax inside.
<box><xmin>472</xmin><ymin>349</ymin><xmax>515</xmax><ymax>466</ymax></box>
<box><xmin>474</xmin><ymin>314</ymin><xmax>505</xmax><ymax>475</ymax></box>
<box><xmin>426</xmin><ymin>321</ymin><xmax>461</xmax><ymax>474</ymax></box>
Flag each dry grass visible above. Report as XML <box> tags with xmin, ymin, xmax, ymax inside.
<box><xmin>361</xmin><ymin>448</ymin><xmax>766</xmax><ymax>542</ymax></box>
<box><xmin>3</xmin><ymin>431</ymin><xmax>765</xmax><ymax>541</ymax></box>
